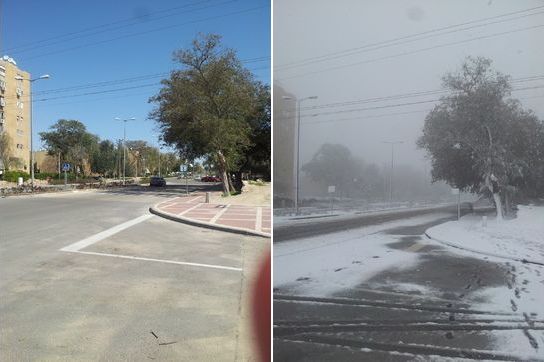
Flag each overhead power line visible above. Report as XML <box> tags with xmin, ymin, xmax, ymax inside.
<box><xmin>2</xmin><ymin>58</ymin><xmax>269</xmax><ymax>101</ymax></box>
<box><xmin>274</xmin><ymin>76</ymin><xmax>544</xmax><ymax>119</ymax></box>
<box><xmin>2</xmin><ymin>64</ymin><xmax>269</xmax><ymax>107</ymax></box>
<box><xmin>276</xmin><ymin>23</ymin><xmax>544</xmax><ymax>81</ymax></box>
<box><xmin>5</xmin><ymin>0</ymin><xmax>228</xmax><ymax>54</ymax></box>
<box><xmin>20</xmin><ymin>5</ymin><xmax>268</xmax><ymax>61</ymax></box>
<box><xmin>275</xmin><ymin>6</ymin><xmax>544</xmax><ymax>71</ymax></box>
<box><xmin>275</xmin><ymin>83</ymin><xmax>544</xmax><ymax>122</ymax></box>
<box><xmin>298</xmin><ymin>75</ymin><xmax>544</xmax><ymax>112</ymax></box>
<box><xmin>302</xmin><ymin>93</ymin><xmax>544</xmax><ymax>126</ymax></box>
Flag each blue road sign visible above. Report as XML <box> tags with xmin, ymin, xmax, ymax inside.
<box><xmin>62</xmin><ymin>163</ymin><xmax>70</xmax><ymax>172</ymax></box>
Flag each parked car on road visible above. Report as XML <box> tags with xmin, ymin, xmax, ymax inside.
<box><xmin>150</xmin><ymin>176</ymin><xmax>166</xmax><ymax>187</ymax></box>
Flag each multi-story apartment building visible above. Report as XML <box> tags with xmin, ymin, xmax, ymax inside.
<box><xmin>0</xmin><ymin>55</ymin><xmax>31</xmax><ymax>172</ymax></box>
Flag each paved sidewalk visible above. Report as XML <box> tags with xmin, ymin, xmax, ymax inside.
<box><xmin>150</xmin><ymin>193</ymin><xmax>271</xmax><ymax>237</ymax></box>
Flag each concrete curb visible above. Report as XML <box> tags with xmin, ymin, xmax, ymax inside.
<box><xmin>424</xmin><ymin>231</ymin><xmax>544</xmax><ymax>267</ymax></box>
<box><xmin>149</xmin><ymin>205</ymin><xmax>271</xmax><ymax>239</ymax></box>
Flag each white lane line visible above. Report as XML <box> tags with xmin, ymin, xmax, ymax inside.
<box><xmin>60</xmin><ymin>214</ymin><xmax>153</xmax><ymax>252</ymax></box>
<box><xmin>64</xmin><ymin>250</ymin><xmax>242</xmax><ymax>272</ymax></box>
<box><xmin>178</xmin><ymin>203</ymin><xmax>202</xmax><ymax>216</ymax></box>
<box><xmin>255</xmin><ymin>207</ymin><xmax>263</xmax><ymax>232</ymax></box>
<box><xmin>187</xmin><ymin>195</ymin><xmax>204</xmax><ymax>203</ymax></box>
<box><xmin>157</xmin><ymin>197</ymin><xmax>181</xmax><ymax>207</ymax></box>
<box><xmin>210</xmin><ymin>204</ymin><xmax>230</xmax><ymax>224</ymax></box>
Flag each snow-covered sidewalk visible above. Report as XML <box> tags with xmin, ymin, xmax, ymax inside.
<box><xmin>426</xmin><ymin>205</ymin><xmax>544</xmax><ymax>265</ymax></box>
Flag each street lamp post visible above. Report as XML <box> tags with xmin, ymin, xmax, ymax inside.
<box><xmin>114</xmin><ymin>117</ymin><xmax>135</xmax><ymax>185</ymax></box>
<box><xmin>282</xmin><ymin>95</ymin><xmax>318</xmax><ymax>214</ymax></box>
<box><xmin>158</xmin><ymin>151</ymin><xmax>161</xmax><ymax>177</ymax></box>
<box><xmin>383</xmin><ymin>141</ymin><xmax>404</xmax><ymax>204</ymax></box>
<box><xmin>15</xmin><ymin>74</ymin><xmax>50</xmax><ymax>192</ymax></box>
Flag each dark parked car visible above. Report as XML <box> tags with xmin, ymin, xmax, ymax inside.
<box><xmin>201</xmin><ymin>175</ymin><xmax>221</xmax><ymax>182</ymax></box>
<box><xmin>150</xmin><ymin>176</ymin><xmax>166</xmax><ymax>187</ymax></box>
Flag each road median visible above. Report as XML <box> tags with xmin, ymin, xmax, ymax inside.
<box><xmin>150</xmin><ymin>195</ymin><xmax>271</xmax><ymax>238</ymax></box>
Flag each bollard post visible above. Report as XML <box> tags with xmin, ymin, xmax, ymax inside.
<box><xmin>205</xmin><ymin>192</ymin><xmax>210</xmax><ymax>203</ymax></box>
<box><xmin>482</xmin><ymin>215</ymin><xmax>487</xmax><ymax>227</ymax></box>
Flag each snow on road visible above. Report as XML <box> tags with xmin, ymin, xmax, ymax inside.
<box><xmin>274</xmin><ymin>213</ymin><xmax>451</xmax><ymax>296</ymax></box>
<box><xmin>426</xmin><ymin>205</ymin><xmax>544</xmax><ymax>264</ymax></box>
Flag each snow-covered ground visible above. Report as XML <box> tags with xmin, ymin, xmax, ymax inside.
<box><xmin>426</xmin><ymin>205</ymin><xmax>544</xmax><ymax>264</ymax></box>
<box><xmin>273</xmin><ymin>213</ymin><xmax>451</xmax><ymax>296</ymax></box>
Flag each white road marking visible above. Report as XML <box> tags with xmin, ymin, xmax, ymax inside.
<box><xmin>178</xmin><ymin>203</ymin><xmax>202</xmax><ymax>216</ymax></box>
<box><xmin>64</xmin><ymin>250</ymin><xmax>242</xmax><ymax>272</ymax></box>
<box><xmin>255</xmin><ymin>207</ymin><xmax>263</xmax><ymax>232</ymax></box>
<box><xmin>60</xmin><ymin>214</ymin><xmax>153</xmax><ymax>252</ymax></box>
<box><xmin>156</xmin><ymin>197</ymin><xmax>181</xmax><ymax>207</ymax></box>
<box><xmin>187</xmin><ymin>195</ymin><xmax>204</xmax><ymax>203</ymax></box>
<box><xmin>209</xmin><ymin>204</ymin><xmax>230</xmax><ymax>224</ymax></box>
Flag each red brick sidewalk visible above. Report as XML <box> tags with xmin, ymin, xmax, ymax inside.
<box><xmin>150</xmin><ymin>194</ymin><xmax>271</xmax><ymax>237</ymax></box>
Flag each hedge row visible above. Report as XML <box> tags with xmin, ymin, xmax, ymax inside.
<box><xmin>1</xmin><ymin>170</ymin><xmax>30</xmax><ymax>182</ymax></box>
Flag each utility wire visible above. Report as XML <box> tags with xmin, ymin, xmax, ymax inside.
<box><xmin>275</xmin><ymin>84</ymin><xmax>544</xmax><ymax>122</ymax></box>
<box><xmin>275</xmin><ymin>23</ymin><xmax>544</xmax><ymax>81</ymax></box>
<box><xmin>2</xmin><ymin>65</ymin><xmax>269</xmax><ymax>106</ymax></box>
<box><xmin>274</xmin><ymin>79</ymin><xmax>544</xmax><ymax>122</ymax></box>
<box><xmin>302</xmin><ymin>94</ymin><xmax>544</xmax><ymax>126</ymax></box>
<box><xmin>2</xmin><ymin>58</ymin><xmax>269</xmax><ymax>101</ymax></box>
<box><xmin>5</xmin><ymin>0</ymin><xmax>225</xmax><ymax>53</ymax></box>
<box><xmin>275</xmin><ymin>7</ymin><xmax>544</xmax><ymax>71</ymax></box>
<box><xmin>20</xmin><ymin>5</ymin><xmax>268</xmax><ymax>61</ymax></box>
<box><xmin>298</xmin><ymin>75</ymin><xmax>544</xmax><ymax>112</ymax></box>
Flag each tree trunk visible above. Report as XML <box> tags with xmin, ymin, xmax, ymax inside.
<box><xmin>232</xmin><ymin>171</ymin><xmax>243</xmax><ymax>193</ymax></box>
<box><xmin>485</xmin><ymin>174</ymin><xmax>503</xmax><ymax>221</ymax></box>
<box><xmin>217</xmin><ymin>151</ymin><xmax>230</xmax><ymax>196</ymax></box>
<box><xmin>504</xmin><ymin>190</ymin><xmax>510</xmax><ymax>217</ymax></box>
<box><xmin>492</xmin><ymin>192</ymin><xmax>503</xmax><ymax>220</ymax></box>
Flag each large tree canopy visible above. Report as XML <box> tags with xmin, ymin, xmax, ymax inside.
<box><xmin>149</xmin><ymin>33</ymin><xmax>268</xmax><ymax>194</ymax></box>
<box><xmin>39</xmin><ymin>119</ymin><xmax>99</xmax><ymax>175</ymax></box>
<box><xmin>418</xmin><ymin>56</ymin><xmax>544</xmax><ymax>218</ymax></box>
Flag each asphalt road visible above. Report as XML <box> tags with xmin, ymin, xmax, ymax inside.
<box><xmin>0</xmin><ymin>184</ymin><xmax>269</xmax><ymax>361</ymax></box>
<box><xmin>273</xmin><ymin>210</ymin><xmax>544</xmax><ymax>361</ymax></box>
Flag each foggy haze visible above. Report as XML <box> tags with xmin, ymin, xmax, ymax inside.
<box><xmin>273</xmin><ymin>0</ymin><xmax>544</xmax><ymax>172</ymax></box>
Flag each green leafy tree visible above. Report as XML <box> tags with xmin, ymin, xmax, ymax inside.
<box><xmin>39</xmin><ymin>119</ymin><xmax>99</xmax><ymax>177</ymax></box>
<box><xmin>149</xmin><ymin>33</ymin><xmax>263</xmax><ymax>195</ymax></box>
<box><xmin>91</xmin><ymin>140</ymin><xmax>117</xmax><ymax>177</ymax></box>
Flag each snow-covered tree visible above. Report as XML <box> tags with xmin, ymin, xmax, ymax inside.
<box><xmin>418</xmin><ymin>57</ymin><xmax>542</xmax><ymax>219</ymax></box>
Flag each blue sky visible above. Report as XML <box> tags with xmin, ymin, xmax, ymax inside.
<box><xmin>1</xmin><ymin>0</ymin><xmax>270</xmax><ymax>151</ymax></box>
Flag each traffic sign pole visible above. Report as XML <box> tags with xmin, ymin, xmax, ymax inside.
<box><xmin>61</xmin><ymin>163</ymin><xmax>70</xmax><ymax>189</ymax></box>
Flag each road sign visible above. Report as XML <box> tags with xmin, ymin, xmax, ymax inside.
<box><xmin>180</xmin><ymin>164</ymin><xmax>187</xmax><ymax>172</ymax></box>
<box><xmin>451</xmin><ymin>188</ymin><xmax>459</xmax><ymax>195</ymax></box>
<box><xmin>328</xmin><ymin>185</ymin><xmax>336</xmax><ymax>193</ymax></box>
<box><xmin>62</xmin><ymin>163</ymin><xmax>70</xmax><ymax>172</ymax></box>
